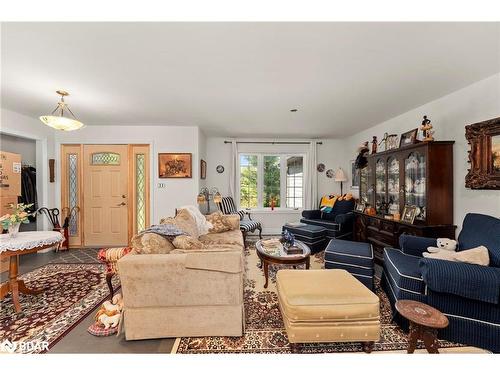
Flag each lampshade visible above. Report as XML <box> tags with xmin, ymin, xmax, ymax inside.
<box><xmin>197</xmin><ymin>193</ymin><xmax>206</xmax><ymax>204</ymax></box>
<box><xmin>334</xmin><ymin>168</ymin><xmax>347</xmax><ymax>182</ymax></box>
<box><xmin>40</xmin><ymin>90</ymin><xmax>84</xmax><ymax>131</ymax></box>
<box><xmin>213</xmin><ymin>192</ymin><xmax>222</xmax><ymax>204</ymax></box>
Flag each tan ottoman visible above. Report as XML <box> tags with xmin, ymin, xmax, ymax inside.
<box><xmin>276</xmin><ymin>269</ymin><xmax>380</xmax><ymax>353</ymax></box>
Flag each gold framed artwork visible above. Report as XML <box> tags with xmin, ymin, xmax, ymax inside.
<box><xmin>158</xmin><ymin>153</ymin><xmax>192</xmax><ymax>178</ymax></box>
<box><xmin>401</xmin><ymin>205</ymin><xmax>417</xmax><ymax>224</ymax></box>
<box><xmin>465</xmin><ymin>117</ymin><xmax>500</xmax><ymax>189</ymax></box>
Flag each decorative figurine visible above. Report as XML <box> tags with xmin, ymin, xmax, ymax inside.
<box><xmin>355</xmin><ymin>141</ymin><xmax>370</xmax><ymax>169</ymax></box>
<box><xmin>371</xmin><ymin>136</ymin><xmax>378</xmax><ymax>154</ymax></box>
<box><xmin>420</xmin><ymin>115</ymin><xmax>434</xmax><ymax>142</ymax></box>
<box><xmin>379</xmin><ymin>132</ymin><xmax>389</xmax><ymax>151</ymax></box>
<box><xmin>280</xmin><ymin>229</ymin><xmax>295</xmax><ymax>248</ymax></box>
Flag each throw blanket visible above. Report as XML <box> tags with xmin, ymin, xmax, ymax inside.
<box><xmin>140</xmin><ymin>224</ymin><xmax>186</xmax><ymax>240</ymax></box>
<box><xmin>180</xmin><ymin>205</ymin><xmax>213</xmax><ymax>236</ymax></box>
<box><xmin>419</xmin><ymin>258</ymin><xmax>500</xmax><ymax>304</ymax></box>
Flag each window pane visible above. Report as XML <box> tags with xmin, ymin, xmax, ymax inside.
<box><xmin>91</xmin><ymin>152</ymin><xmax>120</xmax><ymax>165</ymax></box>
<box><xmin>135</xmin><ymin>154</ymin><xmax>146</xmax><ymax>233</ymax></box>
<box><xmin>68</xmin><ymin>154</ymin><xmax>79</xmax><ymax>236</ymax></box>
<box><xmin>286</xmin><ymin>156</ymin><xmax>304</xmax><ymax>208</ymax></box>
<box><xmin>263</xmin><ymin>156</ymin><xmax>281</xmax><ymax>207</ymax></box>
<box><xmin>240</xmin><ymin>155</ymin><xmax>258</xmax><ymax>208</ymax></box>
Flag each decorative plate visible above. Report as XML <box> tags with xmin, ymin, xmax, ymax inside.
<box><xmin>326</xmin><ymin>169</ymin><xmax>334</xmax><ymax>178</ymax></box>
<box><xmin>216</xmin><ymin>165</ymin><xmax>225</xmax><ymax>173</ymax></box>
<box><xmin>317</xmin><ymin>163</ymin><xmax>325</xmax><ymax>172</ymax></box>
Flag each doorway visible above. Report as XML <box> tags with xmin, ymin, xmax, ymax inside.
<box><xmin>60</xmin><ymin>144</ymin><xmax>150</xmax><ymax>248</ymax></box>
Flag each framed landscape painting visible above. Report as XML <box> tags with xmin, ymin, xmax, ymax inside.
<box><xmin>465</xmin><ymin>117</ymin><xmax>500</xmax><ymax>189</ymax></box>
<box><xmin>158</xmin><ymin>153</ymin><xmax>192</xmax><ymax>178</ymax></box>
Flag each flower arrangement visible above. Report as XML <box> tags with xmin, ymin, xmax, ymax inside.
<box><xmin>0</xmin><ymin>203</ymin><xmax>35</xmax><ymax>237</ymax></box>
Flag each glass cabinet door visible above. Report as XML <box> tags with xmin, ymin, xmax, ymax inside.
<box><xmin>387</xmin><ymin>156</ymin><xmax>400</xmax><ymax>215</ymax></box>
<box><xmin>404</xmin><ymin>152</ymin><xmax>426</xmax><ymax>220</ymax></box>
<box><xmin>375</xmin><ymin>159</ymin><xmax>386</xmax><ymax>212</ymax></box>
<box><xmin>360</xmin><ymin>164</ymin><xmax>374</xmax><ymax>205</ymax></box>
<box><xmin>360</xmin><ymin>166</ymin><xmax>369</xmax><ymax>204</ymax></box>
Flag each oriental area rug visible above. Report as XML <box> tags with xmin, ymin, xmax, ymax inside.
<box><xmin>174</xmin><ymin>240</ymin><xmax>467</xmax><ymax>354</ymax></box>
<box><xmin>0</xmin><ymin>263</ymin><xmax>119</xmax><ymax>354</ymax></box>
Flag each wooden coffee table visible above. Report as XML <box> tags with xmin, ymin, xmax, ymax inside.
<box><xmin>395</xmin><ymin>300</ymin><xmax>449</xmax><ymax>354</ymax></box>
<box><xmin>255</xmin><ymin>239</ymin><xmax>310</xmax><ymax>288</ymax></box>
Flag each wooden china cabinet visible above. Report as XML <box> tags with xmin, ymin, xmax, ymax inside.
<box><xmin>354</xmin><ymin>141</ymin><xmax>456</xmax><ymax>263</ymax></box>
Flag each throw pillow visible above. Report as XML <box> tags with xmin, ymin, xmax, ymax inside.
<box><xmin>454</xmin><ymin>246</ymin><xmax>490</xmax><ymax>266</ymax></box>
<box><xmin>131</xmin><ymin>232</ymin><xmax>175</xmax><ymax>254</ymax></box>
<box><xmin>206</xmin><ymin>211</ymin><xmax>234</xmax><ymax>233</ymax></box>
<box><xmin>173</xmin><ymin>235</ymin><xmax>205</xmax><ymax>250</ymax></box>
<box><xmin>423</xmin><ymin>245</ymin><xmax>490</xmax><ymax>266</ymax></box>
<box><xmin>161</xmin><ymin>208</ymin><xmax>199</xmax><ymax>238</ymax></box>
<box><xmin>179</xmin><ymin>205</ymin><xmax>213</xmax><ymax>235</ymax></box>
<box><xmin>320</xmin><ymin>195</ymin><xmax>338</xmax><ymax>214</ymax></box>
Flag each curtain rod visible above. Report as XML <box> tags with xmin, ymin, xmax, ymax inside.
<box><xmin>224</xmin><ymin>141</ymin><xmax>322</xmax><ymax>145</ymax></box>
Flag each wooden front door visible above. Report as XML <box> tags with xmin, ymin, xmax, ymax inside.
<box><xmin>83</xmin><ymin>145</ymin><xmax>129</xmax><ymax>246</ymax></box>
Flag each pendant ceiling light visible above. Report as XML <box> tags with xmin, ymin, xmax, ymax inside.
<box><xmin>39</xmin><ymin>90</ymin><xmax>84</xmax><ymax>131</ymax></box>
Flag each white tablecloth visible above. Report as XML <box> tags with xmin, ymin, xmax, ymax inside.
<box><xmin>0</xmin><ymin>231</ymin><xmax>63</xmax><ymax>253</ymax></box>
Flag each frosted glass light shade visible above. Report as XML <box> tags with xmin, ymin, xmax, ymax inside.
<box><xmin>39</xmin><ymin>115</ymin><xmax>84</xmax><ymax>131</ymax></box>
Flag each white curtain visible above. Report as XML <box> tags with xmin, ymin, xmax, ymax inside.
<box><xmin>304</xmin><ymin>141</ymin><xmax>318</xmax><ymax>209</ymax></box>
<box><xmin>228</xmin><ymin>140</ymin><xmax>238</xmax><ymax>200</ymax></box>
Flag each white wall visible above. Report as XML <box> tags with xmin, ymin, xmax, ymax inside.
<box><xmin>0</xmin><ymin>108</ymin><xmax>56</xmax><ymax>230</ymax></box>
<box><xmin>342</xmin><ymin>73</ymin><xmax>500</xmax><ymax>231</ymax></box>
<box><xmin>55</xmin><ymin>125</ymin><xmax>201</xmax><ymax>223</ymax></box>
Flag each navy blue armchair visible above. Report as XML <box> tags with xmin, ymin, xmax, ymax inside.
<box><xmin>301</xmin><ymin>198</ymin><xmax>355</xmax><ymax>240</ymax></box>
<box><xmin>382</xmin><ymin>213</ymin><xmax>500</xmax><ymax>352</ymax></box>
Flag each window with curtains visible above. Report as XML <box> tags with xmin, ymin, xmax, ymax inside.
<box><xmin>238</xmin><ymin>153</ymin><xmax>304</xmax><ymax>209</ymax></box>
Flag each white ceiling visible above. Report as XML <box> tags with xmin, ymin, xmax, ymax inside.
<box><xmin>2</xmin><ymin>22</ymin><xmax>499</xmax><ymax>138</ymax></box>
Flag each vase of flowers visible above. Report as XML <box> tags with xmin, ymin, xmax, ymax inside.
<box><xmin>0</xmin><ymin>203</ymin><xmax>35</xmax><ymax>238</ymax></box>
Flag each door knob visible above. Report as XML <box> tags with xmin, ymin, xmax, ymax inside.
<box><xmin>117</xmin><ymin>202</ymin><xmax>126</xmax><ymax>206</ymax></box>
<box><xmin>122</xmin><ymin>195</ymin><xmax>126</xmax><ymax>198</ymax></box>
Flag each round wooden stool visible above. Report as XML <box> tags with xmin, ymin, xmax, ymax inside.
<box><xmin>395</xmin><ymin>300</ymin><xmax>449</xmax><ymax>354</ymax></box>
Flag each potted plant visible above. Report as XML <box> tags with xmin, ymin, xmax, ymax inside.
<box><xmin>0</xmin><ymin>203</ymin><xmax>35</xmax><ymax>237</ymax></box>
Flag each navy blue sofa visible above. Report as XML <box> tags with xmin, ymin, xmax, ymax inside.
<box><xmin>300</xmin><ymin>198</ymin><xmax>355</xmax><ymax>240</ymax></box>
<box><xmin>382</xmin><ymin>213</ymin><xmax>500</xmax><ymax>352</ymax></box>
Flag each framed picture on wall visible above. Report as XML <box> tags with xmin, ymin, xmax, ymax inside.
<box><xmin>465</xmin><ymin>116</ymin><xmax>500</xmax><ymax>189</ymax></box>
<box><xmin>350</xmin><ymin>160</ymin><xmax>359</xmax><ymax>189</ymax></box>
<box><xmin>158</xmin><ymin>153</ymin><xmax>192</xmax><ymax>178</ymax></box>
<box><xmin>200</xmin><ymin>159</ymin><xmax>207</xmax><ymax>180</ymax></box>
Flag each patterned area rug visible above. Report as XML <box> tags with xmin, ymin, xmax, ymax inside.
<box><xmin>175</xmin><ymin>241</ymin><xmax>462</xmax><ymax>354</ymax></box>
<box><xmin>0</xmin><ymin>263</ymin><xmax>119</xmax><ymax>353</ymax></box>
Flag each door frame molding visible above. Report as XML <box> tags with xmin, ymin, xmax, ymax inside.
<box><xmin>60</xmin><ymin>143</ymin><xmax>151</xmax><ymax>248</ymax></box>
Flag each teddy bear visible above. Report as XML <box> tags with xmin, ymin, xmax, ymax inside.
<box><xmin>422</xmin><ymin>238</ymin><xmax>457</xmax><ymax>258</ymax></box>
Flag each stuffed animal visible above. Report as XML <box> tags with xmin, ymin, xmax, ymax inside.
<box><xmin>94</xmin><ymin>293</ymin><xmax>124</xmax><ymax>330</ymax></box>
<box><xmin>425</xmin><ymin>238</ymin><xmax>457</xmax><ymax>254</ymax></box>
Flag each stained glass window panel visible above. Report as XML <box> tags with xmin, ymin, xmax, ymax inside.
<box><xmin>68</xmin><ymin>154</ymin><xmax>79</xmax><ymax>236</ymax></box>
<box><xmin>135</xmin><ymin>154</ymin><xmax>146</xmax><ymax>233</ymax></box>
<box><xmin>91</xmin><ymin>152</ymin><xmax>120</xmax><ymax>165</ymax></box>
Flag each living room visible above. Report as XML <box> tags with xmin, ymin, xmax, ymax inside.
<box><xmin>1</xmin><ymin>1</ymin><xmax>499</xmax><ymax>373</ymax></box>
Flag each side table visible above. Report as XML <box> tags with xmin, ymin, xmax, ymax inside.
<box><xmin>0</xmin><ymin>231</ymin><xmax>63</xmax><ymax>313</ymax></box>
<box><xmin>395</xmin><ymin>299</ymin><xmax>449</xmax><ymax>354</ymax></box>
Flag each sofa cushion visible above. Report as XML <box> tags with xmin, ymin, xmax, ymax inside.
<box><xmin>458</xmin><ymin>213</ymin><xmax>500</xmax><ymax>267</ymax></box>
<box><xmin>131</xmin><ymin>232</ymin><xmax>175</xmax><ymax>254</ymax></box>
<box><xmin>383</xmin><ymin>248</ymin><xmax>425</xmax><ymax>294</ymax></box>
<box><xmin>330</xmin><ymin>199</ymin><xmax>355</xmax><ymax>216</ymax></box>
<box><xmin>173</xmin><ymin>235</ymin><xmax>205</xmax><ymax>250</ymax></box>
<box><xmin>206</xmin><ymin>211</ymin><xmax>235</xmax><ymax>233</ymax></box>
<box><xmin>199</xmin><ymin>229</ymin><xmax>244</xmax><ymax>249</ymax></box>
<box><xmin>161</xmin><ymin>208</ymin><xmax>199</xmax><ymax>238</ymax></box>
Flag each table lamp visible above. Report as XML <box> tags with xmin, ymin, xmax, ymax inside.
<box><xmin>334</xmin><ymin>167</ymin><xmax>347</xmax><ymax>195</ymax></box>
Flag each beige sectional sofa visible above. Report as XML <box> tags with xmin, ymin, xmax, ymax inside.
<box><xmin>117</xmin><ymin>215</ymin><xmax>245</xmax><ymax>340</ymax></box>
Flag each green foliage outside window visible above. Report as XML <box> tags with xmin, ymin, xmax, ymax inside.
<box><xmin>263</xmin><ymin>156</ymin><xmax>280</xmax><ymax>207</ymax></box>
<box><xmin>240</xmin><ymin>155</ymin><xmax>258</xmax><ymax>208</ymax></box>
